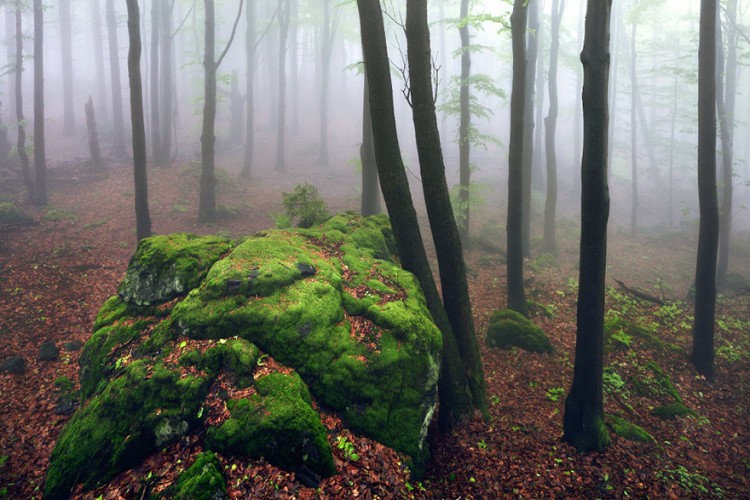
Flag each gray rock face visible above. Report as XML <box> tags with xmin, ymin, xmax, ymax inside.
<box><xmin>39</xmin><ymin>341</ymin><xmax>60</xmax><ymax>361</ymax></box>
<box><xmin>0</xmin><ymin>355</ymin><xmax>25</xmax><ymax>374</ymax></box>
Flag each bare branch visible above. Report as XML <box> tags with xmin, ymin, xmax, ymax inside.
<box><xmin>216</xmin><ymin>0</ymin><xmax>244</xmax><ymax>69</ymax></box>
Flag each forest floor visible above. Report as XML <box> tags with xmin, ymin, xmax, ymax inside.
<box><xmin>1</xmin><ymin>159</ymin><xmax>749</xmax><ymax>498</ymax></box>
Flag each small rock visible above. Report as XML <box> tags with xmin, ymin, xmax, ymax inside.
<box><xmin>54</xmin><ymin>397</ymin><xmax>78</xmax><ymax>416</ymax></box>
<box><xmin>0</xmin><ymin>355</ymin><xmax>26</xmax><ymax>374</ymax></box>
<box><xmin>63</xmin><ymin>340</ymin><xmax>83</xmax><ymax>352</ymax></box>
<box><xmin>296</xmin><ymin>262</ymin><xmax>316</xmax><ymax>277</ymax></box>
<box><xmin>39</xmin><ymin>341</ymin><xmax>60</xmax><ymax>361</ymax></box>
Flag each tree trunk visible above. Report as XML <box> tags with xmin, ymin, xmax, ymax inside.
<box><xmin>60</xmin><ymin>0</ymin><xmax>75</xmax><ymax>135</ymax></box>
<box><xmin>360</xmin><ymin>74</ymin><xmax>381</xmax><ymax>216</ymax></box>
<box><xmin>629</xmin><ymin>21</ymin><xmax>638</xmax><ymax>234</ymax></box>
<box><xmin>355</xmin><ymin>0</ymin><xmax>473</xmax><ymax>438</ymax></box>
<box><xmin>158</xmin><ymin>0</ymin><xmax>173</xmax><ymax>166</ymax></box>
<box><xmin>691</xmin><ymin>0</ymin><xmax>719</xmax><ymax>380</ymax></box>
<box><xmin>90</xmin><ymin>0</ymin><xmax>108</xmax><ymax>119</ymax></box>
<box><xmin>126</xmin><ymin>0</ymin><xmax>151</xmax><ymax>242</ymax></box>
<box><xmin>562</xmin><ymin>0</ymin><xmax>612</xmax><ymax>453</ymax></box>
<box><xmin>275</xmin><ymin>0</ymin><xmax>289</xmax><ymax>172</ymax></box>
<box><xmin>716</xmin><ymin>0</ymin><xmax>738</xmax><ymax>290</ymax></box>
<box><xmin>316</xmin><ymin>0</ymin><xmax>335</xmax><ymax>166</ymax></box>
<box><xmin>150</xmin><ymin>2</ymin><xmax>161</xmax><ymax>165</ymax></box>
<box><xmin>543</xmin><ymin>0</ymin><xmax>564</xmax><ymax>255</ymax></box>
<box><xmin>5</xmin><ymin>7</ymin><xmax>16</xmax><ymax>121</ymax></box>
<box><xmin>14</xmin><ymin>3</ymin><xmax>34</xmax><ymax>201</ymax></box>
<box><xmin>85</xmin><ymin>96</ymin><xmax>104</xmax><ymax>170</ymax></box>
<box><xmin>290</xmin><ymin>0</ymin><xmax>299</xmax><ymax>134</ymax></box>
<box><xmin>521</xmin><ymin>0</ymin><xmax>539</xmax><ymax>258</ymax></box>
<box><xmin>406</xmin><ymin>0</ymin><xmax>486</xmax><ymax>424</ymax></box>
<box><xmin>572</xmin><ymin>0</ymin><xmax>584</xmax><ymax>197</ymax></box>
<box><xmin>507</xmin><ymin>0</ymin><xmax>528</xmax><ymax>316</ymax></box>
<box><xmin>199</xmin><ymin>0</ymin><xmax>218</xmax><ymax>222</ymax></box>
<box><xmin>242</xmin><ymin>0</ymin><xmax>256</xmax><ymax>178</ymax></box>
<box><xmin>457</xmin><ymin>0</ymin><xmax>471</xmax><ymax>245</ymax></box>
<box><xmin>33</xmin><ymin>0</ymin><xmax>46</xmax><ymax>206</ymax></box>
<box><xmin>667</xmin><ymin>45</ymin><xmax>680</xmax><ymax>228</ymax></box>
<box><xmin>106</xmin><ymin>0</ymin><xmax>127</xmax><ymax>159</ymax></box>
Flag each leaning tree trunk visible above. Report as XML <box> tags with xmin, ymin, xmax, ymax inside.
<box><xmin>406</xmin><ymin>0</ymin><xmax>486</xmax><ymax>425</ymax></box>
<box><xmin>562</xmin><ymin>0</ymin><xmax>612</xmax><ymax>453</ymax></box>
<box><xmin>543</xmin><ymin>0</ymin><xmax>565</xmax><ymax>255</ymax></box>
<box><xmin>457</xmin><ymin>0</ymin><xmax>471</xmax><ymax>245</ymax></box>
<box><xmin>126</xmin><ymin>0</ymin><xmax>151</xmax><ymax>241</ymax></box>
<box><xmin>60</xmin><ymin>0</ymin><xmax>75</xmax><ymax>135</ymax></box>
<box><xmin>106</xmin><ymin>0</ymin><xmax>127</xmax><ymax>159</ymax></box>
<box><xmin>33</xmin><ymin>0</ymin><xmax>46</xmax><ymax>206</ymax></box>
<box><xmin>14</xmin><ymin>3</ymin><xmax>34</xmax><ymax>201</ymax></box>
<box><xmin>507</xmin><ymin>0</ymin><xmax>528</xmax><ymax>316</ymax></box>
<box><xmin>360</xmin><ymin>74</ymin><xmax>381</xmax><ymax>216</ymax></box>
<box><xmin>355</xmin><ymin>0</ymin><xmax>474</xmax><ymax>436</ymax></box>
<box><xmin>691</xmin><ymin>0</ymin><xmax>719</xmax><ymax>380</ymax></box>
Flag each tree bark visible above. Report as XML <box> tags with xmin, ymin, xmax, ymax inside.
<box><xmin>126</xmin><ymin>0</ymin><xmax>151</xmax><ymax>242</ymax></box>
<box><xmin>199</xmin><ymin>0</ymin><xmax>218</xmax><ymax>222</ymax></box>
<box><xmin>275</xmin><ymin>0</ymin><xmax>289</xmax><ymax>171</ymax></box>
<box><xmin>106</xmin><ymin>0</ymin><xmax>127</xmax><ymax>159</ymax></box>
<box><xmin>543</xmin><ymin>0</ymin><xmax>565</xmax><ymax>255</ymax></box>
<box><xmin>457</xmin><ymin>0</ymin><xmax>471</xmax><ymax>245</ymax></box>
<box><xmin>691</xmin><ymin>0</ymin><xmax>719</xmax><ymax>380</ymax></box>
<box><xmin>158</xmin><ymin>0</ymin><xmax>173</xmax><ymax>166</ymax></box>
<box><xmin>60</xmin><ymin>0</ymin><xmax>75</xmax><ymax>135</ymax></box>
<box><xmin>355</xmin><ymin>0</ymin><xmax>473</xmax><ymax>437</ymax></box>
<box><xmin>242</xmin><ymin>0</ymin><xmax>256</xmax><ymax>178</ymax></box>
<box><xmin>33</xmin><ymin>0</ymin><xmax>46</xmax><ymax>206</ymax></box>
<box><xmin>406</xmin><ymin>0</ymin><xmax>486</xmax><ymax>424</ymax></box>
<box><xmin>360</xmin><ymin>74</ymin><xmax>381</xmax><ymax>216</ymax></box>
<box><xmin>14</xmin><ymin>3</ymin><xmax>34</xmax><ymax>201</ymax></box>
<box><xmin>150</xmin><ymin>2</ymin><xmax>161</xmax><ymax>165</ymax></box>
<box><xmin>562</xmin><ymin>0</ymin><xmax>612</xmax><ymax>453</ymax></box>
<box><xmin>507</xmin><ymin>0</ymin><xmax>528</xmax><ymax>316</ymax></box>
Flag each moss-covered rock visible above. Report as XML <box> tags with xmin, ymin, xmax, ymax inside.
<box><xmin>46</xmin><ymin>214</ymin><xmax>440</xmax><ymax>496</ymax></box>
<box><xmin>119</xmin><ymin>233</ymin><xmax>233</xmax><ymax>306</ymax></box>
<box><xmin>650</xmin><ymin>402</ymin><xmax>696</xmax><ymax>420</ymax></box>
<box><xmin>172</xmin><ymin>451</ymin><xmax>226</xmax><ymax>500</ymax></box>
<box><xmin>605</xmin><ymin>413</ymin><xmax>655</xmax><ymax>443</ymax></box>
<box><xmin>486</xmin><ymin>309</ymin><xmax>553</xmax><ymax>353</ymax></box>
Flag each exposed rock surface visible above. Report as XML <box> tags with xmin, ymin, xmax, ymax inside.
<box><xmin>45</xmin><ymin>214</ymin><xmax>441</xmax><ymax>498</ymax></box>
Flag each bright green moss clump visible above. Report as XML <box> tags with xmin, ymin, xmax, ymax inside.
<box><xmin>605</xmin><ymin>413</ymin><xmax>655</xmax><ymax>443</ymax></box>
<box><xmin>486</xmin><ymin>309</ymin><xmax>553</xmax><ymax>353</ymax></box>
<box><xmin>170</xmin><ymin>451</ymin><xmax>226</xmax><ymax>500</ymax></box>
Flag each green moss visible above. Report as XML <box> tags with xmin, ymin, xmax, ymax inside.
<box><xmin>0</xmin><ymin>201</ymin><xmax>34</xmax><ymax>225</ymax></box>
<box><xmin>605</xmin><ymin>413</ymin><xmax>655</xmax><ymax>443</ymax></box>
<box><xmin>486</xmin><ymin>309</ymin><xmax>553</xmax><ymax>353</ymax></box>
<box><xmin>528</xmin><ymin>252</ymin><xmax>557</xmax><ymax>273</ymax></box>
<box><xmin>206</xmin><ymin>372</ymin><xmax>335</xmax><ymax>477</ymax></box>
<box><xmin>45</xmin><ymin>360</ymin><xmax>211</xmax><ymax>498</ymax></box>
<box><xmin>118</xmin><ymin>233</ymin><xmax>232</xmax><ymax>306</ymax></box>
<box><xmin>630</xmin><ymin>361</ymin><xmax>684</xmax><ymax>404</ymax></box>
<box><xmin>650</xmin><ymin>402</ymin><xmax>696</xmax><ymax>420</ymax></box>
<box><xmin>171</xmin><ymin>451</ymin><xmax>226</xmax><ymax>500</ymax></box>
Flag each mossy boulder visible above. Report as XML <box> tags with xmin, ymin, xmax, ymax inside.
<box><xmin>45</xmin><ymin>214</ymin><xmax>440</xmax><ymax>498</ymax></box>
<box><xmin>486</xmin><ymin>309</ymin><xmax>553</xmax><ymax>353</ymax></box>
<box><xmin>171</xmin><ymin>451</ymin><xmax>226</xmax><ymax>500</ymax></box>
<box><xmin>605</xmin><ymin>413</ymin><xmax>655</xmax><ymax>443</ymax></box>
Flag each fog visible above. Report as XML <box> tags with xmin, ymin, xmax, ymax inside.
<box><xmin>1</xmin><ymin>0</ymin><xmax>749</xmax><ymax>232</ymax></box>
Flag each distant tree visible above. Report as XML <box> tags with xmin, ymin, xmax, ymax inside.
<box><xmin>507</xmin><ymin>0</ymin><xmax>528</xmax><ymax>316</ymax></box>
<box><xmin>158</xmin><ymin>0</ymin><xmax>173</xmax><ymax>166</ymax></box>
<box><xmin>355</xmin><ymin>0</ymin><xmax>474</xmax><ymax>432</ymax></box>
<box><xmin>275</xmin><ymin>0</ymin><xmax>290</xmax><ymax>172</ymax></box>
<box><xmin>149</xmin><ymin>2</ymin><xmax>161</xmax><ymax>165</ymax></box>
<box><xmin>457</xmin><ymin>0</ymin><xmax>471</xmax><ymax>244</ymax></box>
<box><xmin>60</xmin><ymin>0</ymin><xmax>75</xmax><ymax>135</ymax></box>
<box><xmin>629</xmin><ymin>13</ymin><xmax>639</xmax><ymax>233</ymax></box>
<box><xmin>690</xmin><ymin>0</ymin><xmax>719</xmax><ymax>380</ymax></box>
<box><xmin>33</xmin><ymin>0</ymin><xmax>46</xmax><ymax>206</ymax></box>
<box><xmin>406</xmin><ymin>0</ymin><xmax>486</xmax><ymax>422</ymax></box>
<box><xmin>543</xmin><ymin>0</ymin><xmax>565</xmax><ymax>255</ymax></box>
<box><xmin>126</xmin><ymin>0</ymin><xmax>151</xmax><ymax>241</ymax></box>
<box><xmin>316</xmin><ymin>0</ymin><xmax>339</xmax><ymax>166</ymax></box>
<box><xmin>14</xmin><ymin>2</ymin><xmax>34</xmax><ymax>201</ymax></box>
<box><xmin>562</xmin><ymin>0</ymin><xmax>612</xmax><ymax>453</ymax></box>
<box><xmin>198</xmin><ymin>0</ymin><xmax>244</xmax><ymax>223</ymax></box>
<box><xmin>90</xmin><ymin>0</ymin><xmax>108</xmax><ymax>118</ymax></box>
<box><xmin>106</xmin><ymin>0</ymin><xmax>127</xmax><ymax>158</ymax></box>
<box><xmin>242</xmin><ymin>0</ymin><xmax>257</xmax><ymax>178</ymax></box>
<box><xmin>360</xmin><ymin>74</ymin><xmax>381</xmax><ymax>216</ymax></box>
<box><xmin>521</xmin><ymin>0</ymin><xmax>539</xmax><ymax>258</ymax></box>
<box><xmin>85</xmin><ymin>96</ymin><xmax>104</xmax><ymax>170</ymax></box>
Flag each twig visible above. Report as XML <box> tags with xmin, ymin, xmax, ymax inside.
<box><xmin>614</xmin><ymin>278</ymin><xmax>665</xmax><ymax>306</ymax></box>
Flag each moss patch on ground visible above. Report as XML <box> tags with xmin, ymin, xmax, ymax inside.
<box><xmin>486</xmin><ymin>309</ymin><xmax>553</xmax><ymax>353</ymax></box>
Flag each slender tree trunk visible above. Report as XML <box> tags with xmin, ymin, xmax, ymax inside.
<box><xmin>406</xmin><ymin>0</ymin><xmax>486</xmax><ymax>425</ymax></box>
<box><xmin>532</xmin><ymin>19</ymin><xmax>546</xmax><ymax>192</ymax></box>
<box><xmin>90</xmin><ymin>0</ymin><xmax>108</xmax><ymax>119</ymax></box>
<box><xmin>5</xmin><ymin>7</ymin><xmax>16</xmax><ymax>122</ymax></box>
<box><xmin>199</xmin><ymin>0</ymin><xmax>218</xmax><ymax>222</ymax></box>
<box><xmin>33</xmin><ymin>0</ymin><xmax>46</xmax><ymax>206</ymax></box>
<box><xmin>572</xmin><ymin>0</ymin><xmax>584</xmax><ymax>196</ymax></box>
<box><xmin>457</xmin><ymin>0</ymin><xmax>471</xmax><ymax>245</ymax></box>
<box><xmin>106</xmin><ymin>0</ymin><xmax>127</xmax><ymax>159</ymax></box>
<box><xmin>507</xmin><ymin>0</ymin><xmax>528</xmax><ymax>316</ymax></box>
<box><xmin>360</xmin><ymin>74</ymin><xmax>381</xmax><ymax>216</ymax></box>
<box><xmin>150</xmin><ymin>2</ymin><xmax>161</xmax><ymax>165</ymax></box>
<box><xmin>355</xmin><ymin>0</ymin><xmax>473</xmax><ymax>439</ymax></box>
<box><xmin>290</xmin><ymin>0</ymin><xmax>299</xmax><ymax>134</ymax></box>
<box><xmin>543</xmin><ymin>0</ymin><xmax>564</xmax><ymax>254</ymax></box>
<box><xmin>126</xmin><ymin>0</ymin><xmax>151</xmax><ymax>241</ymax></box>
<box><xmin>562</xmin><ymin>0</ymin><xmax>612</xmax><ymax>453</ymax></box>
<box><xmin>630</xmin><ymin>21</ymin><xmax>638</xmax><ymax>234</ymax></box>
<box><xmin>691</xmin><ymin>0</ymin><xmax>719</xmax><ymax>380</ymax></box>
<box><xmin>85</xmin><ymin>96</ymin><xmax>104</xmax><ymax>170</ymax></box>
<box><xmin>316</xmin><ymin>0</ymin><xmax>335</xmax><ymax>166</ymax></box>
<box><xmin>159</xmin><ymin>0</ymin><xmax>173</xmax><ymax>166</ymax></box>
<box><xmin>521</xmin><ymin>0</ymin><xmax>539</xmax><ymax>258</ymax></box>
<box><xmin>242</xmin><ymin>0</ymin><xmax>256</xmax><ymax>178</ymax></box>
<box><xmin>667</xmin><ymin>46</ymin><xmax>680</xmax><ymax>228</ymax></box>
<box><xmin>14</xmin><ymin>3</ymin><xmax>34</xmax><ymax>201</ymax></box>
<box><xmin>275</xmin><ymin>0</ymin><xmax>289</xmax><ymax>171</ymax></box>
<box><xmin>716</xmin><ymin>0</ymin><xmax>738</xmax><ymax>290</ymax></box>
<box><xmin>60</xmin><ymin>0</ymin><xmax>75</xmax><ymax>135</ymax></box>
